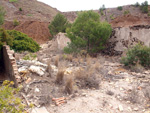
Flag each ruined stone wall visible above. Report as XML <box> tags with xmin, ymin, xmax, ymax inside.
<box><xmin>3</xmin><ymin>45</ymin><xmax>18</xmax><ymax>87</ymax></box>
<box><xmin>104</xmin><ymin>25</ymin><xmax>150</xmax><ymax>55</ymax></box>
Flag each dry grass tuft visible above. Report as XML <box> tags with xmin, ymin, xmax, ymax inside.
<box><xmin>75</xmin><ymin>69</ymin><xmax>100</xmax><ymax>89</ymax></box>
<box><xmin>55</xmin><ymin>56</ymin><xmax>59</xmax><ymax>67</ymax></box>
<box><xmin>46</xmin><ymin>60</ymin><xmax>52</xmax><ymax>77</ymax></box>
<box><xmin>55</xmin><ymin>70</ymin><xmax>64</xmax><ymax>85</ymax></box>
<box><xmin>64</xmin><ymin>78</ymin><xmax>73</xmax><ymax>94</ymax></box>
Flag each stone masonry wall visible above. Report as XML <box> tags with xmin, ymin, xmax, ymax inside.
<box><xmin>3</xmin><ymin>45</ymin><xmax>19</xmax><ymax>87</ymax></box>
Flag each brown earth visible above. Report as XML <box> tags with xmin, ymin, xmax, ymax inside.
<box><xmin>3</xmin><ymin>21</ymin><xmax>51</xmax><ymax>44</ymax></box>
<box><xmin>110</xmin><ymin>14</ymin><xmax>150</xmax><ymax>28</ymax></box>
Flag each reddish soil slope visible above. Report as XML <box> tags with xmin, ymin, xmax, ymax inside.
<box><xmin>3</xmin><ymin>21</ymin><xmax>51</xmax><ymax>44</ymax></box>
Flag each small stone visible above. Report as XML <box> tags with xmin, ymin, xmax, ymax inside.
<box><xmin>35</xmin><ymin>88</ymin><xmax>40</xmax><ymax>92</ymax></box>
<box><xmin>133</xmin><ymin>108</ymin><xmax>139</xmax><ymax>111</ymax></box>
<box><xmin>118</xmin><ymin>105</ymin><xmax>123</xmax><ymax>111</ymax></box>
<box><xmin>144</xmin><ymin>111</ymin><xmax>150</xmax><ymax>113</ymax></box>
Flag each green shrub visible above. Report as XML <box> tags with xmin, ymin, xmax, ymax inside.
<box><xmin>117</xmin><ymin>6</ymin><xmax>123</xmax><ymax>11</ymax></box>
<box><xmin>13</xmin><ymin>19</ymin><xmax>19</xmax><ymax>26</ymax></box>
<box><xmin>121</xmin><ymin>44</ymin><xmax>150</xmax><ymax>68</ymax></box>
<box><xmin>66</xmin><ymin>11</ymin><xmax>112</xmax><ymax>54</ymax></box>
<box><xmin>134</xmin><ymin>2</ymin><xmax>140</xmax><ymax>7</ymax></box>
<box><xmin>9</xmin><ymin>0</ymin><xmax>18</xmax><ymax>2</ymax></box>
<box><xmin>0</xmin><ymin>80</ymin><xmax>26</xmax><ymax>113</ymax></box>
<box><xmin>124</xmin><ymin>10</ymin><xmax>130</xmax><ymax>15</ymax></box>
<box><xmin>6</xmin><ymin>30</ymin><xmax>40</xmax><ymax>52</ymax></box>
<box><xmin>19</xmin><ymin>8</ymin><xmax>22</xmax><ymax>11</ymax></box>
<box><xmin>140</xmin><ymin>1</ymin><xmax>148</xmax><ymax>13</ymax></box>
<box><xmin>48</xmin><ymin>13</ymin><xmax>70</xmax><ymax>37</ymax></box>
<box><xmin>110</xmin><ymin>14</ymin><xmax>115</xmax><ymax>20</ymax></box>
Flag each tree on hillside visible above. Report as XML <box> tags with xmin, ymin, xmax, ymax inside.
<box><xmin>64</xmin><ymin>11</ymin><xmax>112</xmax><ymax>53</ymax></box>
<box><xmin>0</xmin><ymin>6</ymin><xmax>5</xmax><ymax>26</ymax></box>
<box><xmin>48</xmin><ymin>13</ymin><xmax>70</xmax><ymax>37</ymax></box>
<box><xmin>141</xmin><ymin>1</ymin><xmax>148</xmax><ymax>13</ymax></box>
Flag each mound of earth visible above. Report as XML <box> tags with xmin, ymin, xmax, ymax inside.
<box><xmin>3</xmin><ymin>21</ymin><xmax>51</xmax><ymax>44</ymax></box>
<box><xmin>110</xmin><ymin>14</ymin><xmax>150</xmax><ymax>27</ymax></box>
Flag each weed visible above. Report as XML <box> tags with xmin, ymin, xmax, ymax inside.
<box><xmin>13</xmin><ymin>19</ymin><xmax>19</xmax><ymax>26</ymax></box>
<box><xmin>110</xmin><ymin>14</ymin><xmax>115</xmax><ymax>20</ymax></box>
<box><xmin>46</xmin><ymin>60</ymin><xmax>52</xmax><ymax>77</ymax></box>
<box><xmin>9</xmin><ymin>0</ymin><xmax>17</xmax><ymax>2</ymax></box>
<box><xmin>64</xmin><ymin>78</ymin><xmax>73</xmax><ymax>94</ymax></box>
<box><xmin>27</xmin><ymin>14</ymin><xmax>33</xmax><ymax>16</ymax></box>
<box><xmin>124</xmin><ymin>10</ymin><xmax>130</xmax><ymax>15</ymax></box>
<box><xmin>55</xmin><ymin>70</ymin><xmax>64</xmax><ymax>85</ymax></box>
<box><xmin>23</xmin><ymin>53</ymin><xmax>37</xmax><ymax>60</ymax></box>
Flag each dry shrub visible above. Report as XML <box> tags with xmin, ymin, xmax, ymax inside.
<box><xmin>125</xmin><ymin>87</ymin><xmax>140</xmax><ymax>104</ymax></box>
<box><xmin>46</xmin><ymin>60</ymin><xmax>52</xmax><ymax>77</ymax></box>
<box><xmin>64</xmin><ymin>78</ymin><xmax>73</xmax><ymax>94</ymax></box>
<box><xmin>55</xmin><ymin>70</ymin><xmax>64</xmax><ymax>85</ymax></box>
<box><xmin>75</xmin><ymin>69</ymin><xmax>100</xmax><ymax>89</ymax></box>
<box><xmin>129</xmin><ymin>63</ymin><xmax>145</xmax><ymax>73</ymax></box>
<box><xmin>94</xmin><ymin>62</ymin><xmax>101</xmax><ymax>72</ymax></box>
<box><xmin>55</xmin><ymin>56</ymin><xmax>59</xmax><ymax>67</ymax></box>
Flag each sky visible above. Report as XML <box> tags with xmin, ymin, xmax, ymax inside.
<box><xmin>37</xmin><ymin>0</ymin><xmax>150</xmax><ymax>12</ymax></box>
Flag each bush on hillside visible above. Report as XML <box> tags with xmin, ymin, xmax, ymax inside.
<box><xmin>48</xmin><ymin>13</ymin><xmax>71</xmax><ymax>37</ymax></box>
<box><xmin>121</xmin><ymin>44</ymin><xmax>150</xmax><ymax>68</ymax></box>
<box><xmin>140</xmin><ymin>1</ymin><xmax>148</xmax><ymax>13</ymax></box>
<box><xmin>7</xmin><ymin>30</ymin><xmax>40</xmax><ymax>52</ymax></box>
<box><xmin>0</xmin><ymin>29</ymin><xmax>40</xmax><ymax>52</ymax></box>
<box><xmin>65</xmin><ymin>11</ymin><xmax>112</xmax><ymax>54</ymax></box>
<box><xmin>117</xmin><ymin>6</ymin><xmax>123</xmax><ymax>11</ymax></box>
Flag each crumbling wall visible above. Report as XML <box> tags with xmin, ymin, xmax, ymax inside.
<box><xmin>3</xmin><ymin>45</ymin><xmax>19</xmax><ymax>87</ymax></box>
<box><xmin>104</xmin><ymin>25</ymin><xmax>150</xmax><ymax>55</ymax></box>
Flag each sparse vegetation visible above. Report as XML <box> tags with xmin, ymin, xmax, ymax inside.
<box><xmin>117</xmin><ymin>6</ymin><xmax>123</xmax><ymax>11</ymax></box>
<box><xmin>48</xmin><ymin>13</ymin><xmax>70</xmax><ymax>37</ymax></box>
<box><xmin>23</xmin><ymin>53</ymin><xmax>37</xmax><ymax>60</ymax></box>
<box><xmin>9</xmin><ymin>0</ymin><xmax>18</xmax><ymax>2</ymax></box>
<box><xmin>65</xmin><ymin>11</ymin><xmax>112</xmax><ymax>54</ymax></box>
<box><xmin>124</xmin><ymin>10</ymin><xmax>130</xmax><ymax>15</ymax></box>
<box><xmin>13</xmin><ymin>19</ymin><xmax>20</xmax><ymax>26</ymax></box>
<box><xmin>121</xmin><ymin>44</ymin><xmax>150</xmax><ymax>68</ymax></box>
<box><xmin>110</xmin><ymin>14</ymin><xmax>115</xmax><ymax>20</ymax></box>
<box><xmin>0</xmin><ymin>6</ymin><xmax>5</xmax><ymax>26</ymax></box>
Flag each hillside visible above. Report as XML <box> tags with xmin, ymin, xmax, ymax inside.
<box><xmin>63</xmin><ymin>5</ymin><xmax>150</xmax><ymax>27</ymax></box>
<box><xmin>1</xmin><ymin>0</ymin><xmax>60</xmax><ymax>44</ymax></box>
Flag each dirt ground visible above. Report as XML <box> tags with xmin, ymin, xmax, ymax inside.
<box><xmin>15</xmin><ymin>40</ymin><xmax>150</xmax><ymax>113</ymax></box>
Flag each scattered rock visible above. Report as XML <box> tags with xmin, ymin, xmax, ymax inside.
<box><xmin>118</xmin><ymin>105</ymin><xmax>123</xmax><ymax>112</ymax></box>
<box><xmin>29</xmin><ymin>65</ymin><xmax>45</xmax><ymax>76</ymax></box>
